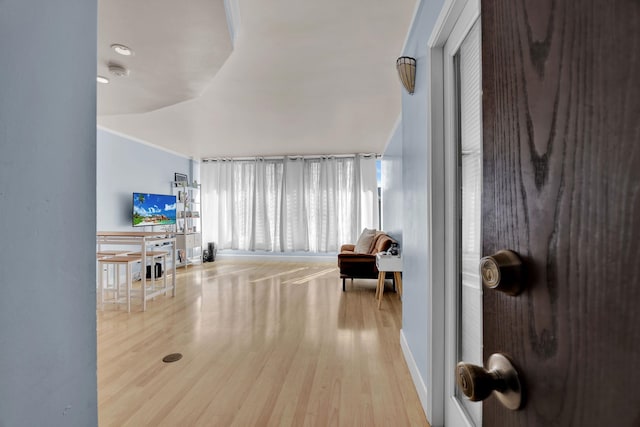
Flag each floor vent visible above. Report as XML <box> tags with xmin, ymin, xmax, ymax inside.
<box><xmin>162</xmin><ymin>353</ymin><xmax>183</xmax><ymax>363</ymax></box>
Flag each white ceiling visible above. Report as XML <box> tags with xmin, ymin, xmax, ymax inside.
<box><xmin>97</xmin><ymin>0</ymin><xmax>416</xmax><ymax>159</ymax></box>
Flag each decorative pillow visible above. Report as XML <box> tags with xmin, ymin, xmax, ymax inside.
<box><xmin>354</xmin><ymin>228</ymin><xmax>377</xmax><ymax>254</ymax></box>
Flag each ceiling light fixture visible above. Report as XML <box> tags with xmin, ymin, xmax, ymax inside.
<box><xmin>396</xmin><ymin>56</ymin><xmax>416</xmax><ymax>95</ymax></box>
<box><xmin>111</xmin><ymin>43</ymin><xmax>134</xmax><ymax>56</ymax></box>
<box><xmin>97</xmin><ymin>75</ymin><xmax>110</xmax><ymax>84</ymax></box>
<box><xmin>108</xmin><ymin>63</ymin><xmax>129</xmax><ymax>77</ymax></box>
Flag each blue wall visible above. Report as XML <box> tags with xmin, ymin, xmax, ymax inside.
<box><xmin>97</xmin><ymin>128</ymin><xmax>192</xmax><ymax>231</ymax></box>
<box><xmin>396</xmin><ymin>1</ymin><xmax>445</xmax><ymax>425</ymax></box>
<box><xmin>0</xmin><ymin>0</ymin><xmax>98</xmax><ymax>424</ymax></box>
<box><xmin>381</xmin><ymin>119</ymin><xmax>403</xmax><ymax>244</ymax></box>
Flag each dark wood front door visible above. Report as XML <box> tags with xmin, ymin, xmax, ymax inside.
<box><xmin>481</xmin><ymin>0</ymin><xmax>640</xmax><ymax>425</ymax></box>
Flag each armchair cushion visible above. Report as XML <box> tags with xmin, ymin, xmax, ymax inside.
<box><xmin>340</xmin><ymin>243</ymin><xmax>355</xmax><ymax>252</ymax></box>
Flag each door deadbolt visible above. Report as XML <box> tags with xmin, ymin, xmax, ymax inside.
<box><xmin>479</xmin><ymin>250</ymin><xmax>523</xmax><ymax>295</ymax></box>
<box><xmin>456</xmin><ymin>353</ymin><xmax>523</xmax><ymax>410</ymax></box>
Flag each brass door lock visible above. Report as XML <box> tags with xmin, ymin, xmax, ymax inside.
<box><xmin>479</xmin><ymin>250</ymin><xmax>523</xmax><ymax>295</ymax></box>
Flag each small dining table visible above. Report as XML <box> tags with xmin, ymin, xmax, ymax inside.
<box><xmin>96</xmin><ymin>231</ymin><xmax>177</xmax><ymax>310</ymax></box>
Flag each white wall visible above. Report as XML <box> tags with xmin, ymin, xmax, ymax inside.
<box><xmin>0</xmin><ymin>0</ymin><xmax>98</xmax><ymax>425</ymax></box>
<box><xmin>97</xmin><ymin>128</ymin><xmax>192</xmax><ymax>231</ymax></box>
<box><xmin>381</xmin><ymin>119</ymin><xmax>403</xmax><ymax>244</ymax></box>
<box><xmin>396</xmin><ymin>1</ymin><xmax>446</xmax><ymax>425</ymax></box>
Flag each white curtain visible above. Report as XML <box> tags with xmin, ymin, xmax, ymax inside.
<box><xmin>201</xmin><ymin>155</ymin><xmax>378</xmax><ymax>253</ymax></box>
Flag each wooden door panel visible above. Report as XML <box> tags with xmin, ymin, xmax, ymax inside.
<box><xmin>481</xmin><ymin>0</ymin><xmax>640</xmax><ymax>425</ymax></box>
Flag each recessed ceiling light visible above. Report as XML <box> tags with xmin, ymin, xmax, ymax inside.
<box><xmin>97</xmin><ymin>75</ymin><xmax>110</xmax><ymax>84</ymax></box>
<box><xmin>108</xmin><ymin>63</ymin><xmax>129</xmax><ymax>77</ymax></box>
<box><xmin>111</xmin><ymin>44</ymin><xmax>134</xmax><ymax>56</ymax></box>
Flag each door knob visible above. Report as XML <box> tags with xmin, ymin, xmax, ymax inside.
<box><xmin>456</xmin><ymin>353</ymin><xmax>523</xmax><ymax>410</ymax></box>
<box><xmin>479</xmin><ymin>250</ymin><xmax>523</xmax><ymax>295</ymax></box>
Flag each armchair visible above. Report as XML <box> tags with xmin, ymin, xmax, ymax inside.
<box><xmin>337</xmin><ymin>231</ymin><xmax>396</xmax><ymax>291</ymax></box>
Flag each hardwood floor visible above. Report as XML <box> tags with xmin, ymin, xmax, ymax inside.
<box><xmin>97</xmin><ymin>259</ymin><xmax>429</xmax><ymax>426</ymax></box>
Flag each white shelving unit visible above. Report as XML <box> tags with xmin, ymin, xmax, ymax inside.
<box><xmin>172</xmin><ymin>182</ymin><xmax>202</xmax><ymax>267</ymax></box>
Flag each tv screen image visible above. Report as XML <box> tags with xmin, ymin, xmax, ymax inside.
<box><xmin>132</xmin><ymin>193</ymin><xmax>177</xmax><ymax>227</ymax></box>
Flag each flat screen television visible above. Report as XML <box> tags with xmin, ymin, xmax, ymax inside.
<box><xmin>132</xmin><ymin>192</ymin><xmax>177</xmax><ymax>227</ymax></box>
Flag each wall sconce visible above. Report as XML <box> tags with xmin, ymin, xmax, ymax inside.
<box><xmin>396</xmin><ymin>56</ymin><xmax>416</xmax><ymax>95</ymax></box>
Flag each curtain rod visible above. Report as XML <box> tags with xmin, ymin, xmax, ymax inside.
<box><xmin>202</xmin><ymin>153</ymin><xmax>380</xmax><ymax>163</ymax></box>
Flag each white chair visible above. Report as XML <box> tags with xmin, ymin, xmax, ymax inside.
<box><xmin>128</xmin><ymin>250</ymin><xmax>168</xmax><ymax>289</ymax></box>
<box><xmin>97</xmin><ymin>255</ymin><xmax>142</xmax><ymax>312</ymax></box>
<box><xmin>96</xmin><ymin>250</ymin><xmax>130</xmax><ymax>259</ymax></box>
<box><xmin>128</xmin><ymin>250</ymin><xmax>170</xmax><ymax>310</ymax></box>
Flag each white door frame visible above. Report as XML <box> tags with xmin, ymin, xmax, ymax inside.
<box><xmin>444</xmin><ymin>11</ymin><xmax>483</xmax><ymax>427</ymax></box>
<box><xmin>426</xmin><ymin>0</ymin><xmax>480</xmax><ymax>425</ymax></box>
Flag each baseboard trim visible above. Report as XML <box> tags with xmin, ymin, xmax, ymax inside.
<box><xmin>400</xmin><ymin>329</ymin><xmax>432</xmax><ymax>425</ymax></box>
<box><xmin>216</xmin><ymin>252</ymin><xmax>336</xmax><ymax>263</ymax></box>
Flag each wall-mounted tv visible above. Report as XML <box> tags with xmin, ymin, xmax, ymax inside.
<box><xmin>132</xmin><ymin>192</ymin><xmax>177</xmax><ymax>227</ymax></box>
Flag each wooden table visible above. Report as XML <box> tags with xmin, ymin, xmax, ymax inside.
<box><xmin>96</xmin><ymin>231</ymin><xmax>177</xmax><ymax>310</ymax></box>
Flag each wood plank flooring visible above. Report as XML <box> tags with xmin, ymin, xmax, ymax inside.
<box><xmin>97</xmin><ymin>260</ymin><xmax>429</xmax><ymax>426</ymax></box>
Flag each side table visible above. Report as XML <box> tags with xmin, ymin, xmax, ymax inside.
<box><xmin>375</xmin><ymin>253</ymin><xmax>403</xmax><ymax>309</ymax></box>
